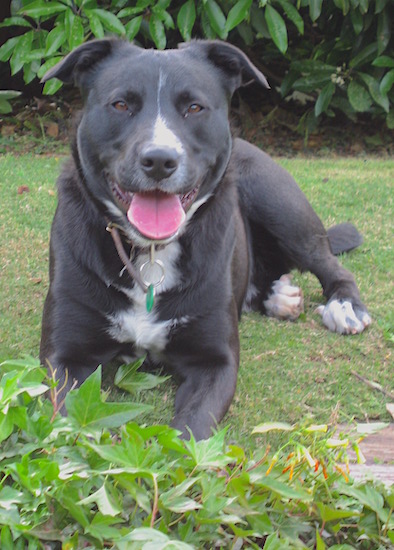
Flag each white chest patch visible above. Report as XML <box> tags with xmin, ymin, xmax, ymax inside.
<box><xmin>107</xmin><ymin>241</ymin><xmax>184</xmax><ymax>353</ymax></box>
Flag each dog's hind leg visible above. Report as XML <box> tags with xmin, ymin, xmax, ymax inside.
<box><xmin>233</xmin><ymin>138</ymin><xmax>371</xmax><ymax>334</ymax></box>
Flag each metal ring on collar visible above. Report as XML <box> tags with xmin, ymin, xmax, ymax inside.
<box><xmin>139</xmin><ymin>259</ymin><xmax>165</xmax><ymax>288</ymax></box>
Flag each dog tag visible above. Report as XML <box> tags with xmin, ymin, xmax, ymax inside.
<box><xmin>140</xmin><ymin>245</ymin><xmax>165</xmax><ymax>312</ymax></box>
<box><xmin>146</xmin><ymin>284</ymin><xmax>155</xmax><ymax>312</ymax></box>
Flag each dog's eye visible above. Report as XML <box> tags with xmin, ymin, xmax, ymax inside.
<box><xmin>185</xmin><ymin>103</ymin><xmax>203</xmax><ymax>117</ymax></box>
<box><xmin>112</xmin><ymin>101</ymin><xmax>129</xmax><ymax>112</ymax></box>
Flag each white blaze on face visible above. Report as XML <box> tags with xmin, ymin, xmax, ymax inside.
<box><xmin>152</xmin><ymin>116</ymin><xmax>184</xmax><ymax>154</ymax></box>
<box><xmin>151</xmin><ymin>68</ymin><xmax>184</xmax><ymax>155</ymax></box>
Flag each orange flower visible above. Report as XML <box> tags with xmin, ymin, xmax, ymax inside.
<box><xmin>266</xmin><ymin>455</ymin><xmax>278</xmax><ymax>475</ymax></box>
<box><xmin>335</xmin><ymin>465</ymin><xmax>349</xmax><ymax>483</ymax></box>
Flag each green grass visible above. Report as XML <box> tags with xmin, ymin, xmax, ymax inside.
<box><xmin>0</xmin><ymin>154</ymin><xmax>392</xmax><ymax>446</ymax></box>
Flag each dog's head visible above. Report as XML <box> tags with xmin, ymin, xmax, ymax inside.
<box><xmin>43</xmin><ymin>39</ymin><xmax>268</xmax><ymax>247</ymax></box>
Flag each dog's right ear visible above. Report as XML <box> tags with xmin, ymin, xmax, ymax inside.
<box><xmin>41</xmin><ymin>39</ymin><xmax>116</xmax><ymax>86</ymax></box>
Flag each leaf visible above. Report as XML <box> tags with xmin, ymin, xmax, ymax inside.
<box><xmin>386</xmin><ymin>403</ymin><xmax>394</xmax><ymax>420</ymax></box>
<box><xmin>250</xmin><ymin>4</ymin><xmax>270</xmax><ymax>38</ymax></box>
<box><xmin>0</xmin><ymin>16</ymin><xmax>32</xmax><ymax>28</ymax></box>
<box><xmin>45</xmin><ymin>25</ymin><xmax>67</xmax><ymax>56</ymax></box>
<box><xmin>225</xmin><ymin>0</ymin><xmax>252</xmax><ymax>33</ymax></box>
<box><xmin>309</xmin><ymin>0</ymin><xmax>323</xmax><ymax>21</ymax></box>
<box><xmin>377</xmin><ymin>7</ymin><xmax>391</xmax><ymax>54</ymax></box>
<box><xmin>350</xmin><ymin>8</ymin><xmax>363</xmax><ymax>35</ymax></box>
<box><xmin>357</xmin><ymin>72</ymin><xmax>389</xmax><ymax>112</ymax></box>
<box><xmin>161</xmin><ymin>495</ymin><xmax>202</xmax><ymax>513</ymax></box>
<box><xmin>149</xmin><ymin>15</ymin><xmax>166</xmax><ymax>49</ymax></box>
<box><xmin>0</xmin><ymin>356</ymin><xmax>42</xmax><ymax>372</ymax></box>
<box><xmin>18</xmin><ymin>1</ymin><xmax>67</xmax><ymax>19</ymax></box>
<box><xmin>85</xmin><ymin>10</ymin><xmax>105</xmax><ymax>39</ymax></box>
<box><xmin>125</xmin><ymin>16</ymin><xmax>143</xmax><ymax>40</ymax></box>
<box><xmin>43</xmin><ymin>78</ymin><xmax>63</xmax><ymax>95</ymax></box>
<box><xmin>0</xmin><ymin>100</ymin><xmax>12</xmax><ymax>114</ymax></box>
<box><xmin>265</xmin><ymin>5</ymin><xmax>288</xmax><ymax>53</ymax></box>
<box><xmin>69</xmin><ymin>15</ymin><xmax>84</xmax><ymax>49</ymax></box>
<box><xmin>347</xmin><ymin>80</ymin><xmax>372</xmax><ymax>112</ymax></box>
<box><xmin>10</xmin><ymin>30</ymin><xmax>34</xmax><ymax>75</ymax></box>
<box><xmin>254</xmin><ymin>475</ymin><xmax>313</xmax><ymax>501</ymax></box>
<box><xmin>119</xmin><ymin>527</ymin><xmax>194</xmax><ymax>548</ymax></box>
<box><xmin>94</xmin><ymin>9</ymin><xmax>126</xmax><ymax>35</ymax></box>
<box><xmin>115</xmin><ymin>361</ymin><xmax>170</xmax><ymax>394</ymax></box>
<box><xmin>153</xmin><ymin>7</ymin><xmax>175</xmax><ymax>30</ymax></box>
<box><xmin>0</xmin><ymin>90</ymin><xmax>22</xmax><ymax>101</ymax></box>
<box><xmin>380</xmin><ymin>69</ymin><xmax>394</xmax><ymax>95</ymax></box>
<box><xmin>38</xmin><ymin>56</ymin><xmax>63</xmax><ymax>79</ymax></box>
<box><xmin>276</xmin><ymin>0</ymin><xmax>304</xmax><ymax>34</ymax></box>
<box><xmin>252</xmin><ymin>422</ymin><xmax>293</xmax><ymax>434</ymax></box>
<box><xmin>317</xmin><ymin>502</ymin><xmax>360</xmax><ymax>522</ymax></box>
<box><xmin>356</xmin><ymin>422</ymin><xmax>389</xmax><ymax>434</ymax></box>
<box><xmin>184</xmin><ymin>429</ymin><xmax>233</xmax><ymax>468</ymax></box>
<box><xmin>200</xmin><ymin>10</ymin><xmax>216</xmax><ymax>39</ymax></box>
<box><xmin>315</xmin><ymin>81</ymin><xmax>335</xmax><ymax>116</ymax></box>
<box><xmin>349</xmin><ymin>42</ymin><xmax>378</xmax><ymax>68</ymax></box>
<box><xmin>339</xmin><ymin>484</ymin><xmax>385</xmax><ymax>520</ymax></box>
<box><xmin>0</xmin><ymin>37</ymin><xmax>20</xmax><ymax>63</ymax></box>
<box><xmin>204</xmin><ymin>0</ymin><xmax>227</xmax><ymax>39</ymax></box>
<box><xmin>334</xmin><ymin>0</ymin><xmax>350</xmax><ymax>15</ymax></box>
<box><xmin>65</xmin><ymin>366</ymin><xmax>152</xmax><ymax>430</ymax></box>
<box><xmin>375</xmin><ymin>0</ymin><xmax>388</xmax><ymax>13</ymax></box>
<box><xmin>387</xmin><ymin>110</ymin><xmax>394</xmax><ymax>129</ymax></box>
<box><xmin>358</xmin><ymin>0</ymin><xmax>369</xmax><ymax>14</ymax></box>
<box><xmin>0</xmin><ymin>413</ymin><xmax>14</xmax><ymax>443</ymax></box>
<box><xmin>316</xmin><ymin>528</ymin><xmax>325</xmax><ymax>550</ymax></box>
<box><xmin>117</xmin><ymin>6</ymin><xmax>145</xmax><ymax>18</ymax></box>
<box><xmin>262</xmin><ymin>533</ymin><xmax>283</xmax><ymax>550</ymax></box>
<box><xmin>56</xmin><ymin>486</ymin><xmax>90</xmax><ymax>528</ymax></box>
<box><xmin>177</xmin><ymin>0</ymin><xmax>196</xmax><ymax>41</ymax></box>
<box><xmin>372</xmin><ymin>55</ymin><xmax>394</xmax><ymax>68</ymax></box>
<box><xmin>0</xmin><ymin>525</ymin><xmax>14</xmax><ymax>550</ymax></box>
<box><xmin>79</xmin><ymin>483</ymin><xmax>121</xmax><ymax>517</ymax></box>
<box><xmin>161</xmin><ymin>478</ymin><xmax>202</xmax><ymax>512</ymax></box>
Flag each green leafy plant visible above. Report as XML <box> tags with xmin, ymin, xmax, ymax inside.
<box><xmin>0</xmin><ymin>90</ymin><xmax>21</xmax><ymax>114</ymax></box>
<box><xmin>0</xmin><ymin>356</ymin><xmax>393</xmax><ymax>548</ymax></box>
<box><xmin>0</xmin><ymin>0</ymin><xmax>392</xmax><ymax>126</ymax></box>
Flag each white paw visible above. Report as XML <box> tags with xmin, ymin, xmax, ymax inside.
<box><xmin>264</xmin><ymin>275</ymin><xmax>304</xmax><ymax>321</ymax></box>
<box><xmin>315</xmin><ymin>299</ymin><xmax>371</xmax><ymax>335</ymax></box>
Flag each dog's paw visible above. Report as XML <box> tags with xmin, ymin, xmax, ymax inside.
<box><xmin>315</xmin><ymin>299</ymin><xmax>371</xmax><ymax>335</ymax></box>
<box><xmin>264</xmin><ymin>274</ymin><xmax>304</xmax><ymax>321</ymax></box>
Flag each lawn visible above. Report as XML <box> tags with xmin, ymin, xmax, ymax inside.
<box><xmin>0</xmin><ymin>154</ymin><xmax>392</xmax><ymax>445</ymax></box>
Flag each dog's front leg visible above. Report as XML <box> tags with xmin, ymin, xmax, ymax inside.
<box><xmin>171</xmin><ymin>351</ymin><xmax>239</xmax><ymax>440</ymax></box>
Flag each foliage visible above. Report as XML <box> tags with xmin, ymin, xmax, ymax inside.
<box><xmin>0</xmin><ymin>0</ymin><xmax>392</xmax><ymax>128</ymax></box>
<box><xmin>0</xmin><ymin>357</ymin><xmax>393</xmax><ymax>549</ymax></box>
<box><xmin>0</xmin><ymin>90</ymin><xmax>21</xmax><ymax>114</ymax></box>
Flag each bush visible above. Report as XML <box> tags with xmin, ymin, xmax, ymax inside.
<box><xmin>0</xmin><ymin>357</ymin><xmax>393</xmax><ymax>548</ymax></box>
<box><xmin>0</xmin><ymin>0</ymin><xmax>392</xmax><ymax>127</ymax></box>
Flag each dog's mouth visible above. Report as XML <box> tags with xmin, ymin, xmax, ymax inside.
<box><xmin>109</xmin><ymin>179</ymin><xmax>200</xmax><ymax>241</ymax></box>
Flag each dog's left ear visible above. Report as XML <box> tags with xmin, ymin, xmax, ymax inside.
<box><xmin>179</xmin><ymin>40</ymin><xmax>269</xmax><ymax>94</ymax></box>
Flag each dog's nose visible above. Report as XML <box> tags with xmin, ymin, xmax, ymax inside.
<box><xmin>140</xmin><ymin>146</ymin><xmax>179</xmax><ymax>180</ymax></box>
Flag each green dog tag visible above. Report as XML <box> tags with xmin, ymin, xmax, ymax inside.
<box><xmin>146</xmin><ymin>284</ymin><xmax>154</xmax><ymax>312</ymax></box>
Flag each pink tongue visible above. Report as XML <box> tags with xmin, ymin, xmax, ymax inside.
<box><xmin>127</xmin><ymin>191</ymin><xmax>186</xmax><ymax>240</ymax></box>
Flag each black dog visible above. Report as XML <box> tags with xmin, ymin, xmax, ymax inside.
<box><xmin>40</xmin><ymin>39</ymin><xmax>371</xmax><ymax>439</ymax></box>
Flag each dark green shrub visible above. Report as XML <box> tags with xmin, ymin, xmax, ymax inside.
<box><xmin>0</xmin><ymin>0</ymin><xmax>392</xmax><ymax>127</ymax></box>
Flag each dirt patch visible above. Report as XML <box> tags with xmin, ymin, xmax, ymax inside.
<box><xmin>340</xmin><ymin>424</ymin><xmax>394</xmax><ymax>486</ymax></box>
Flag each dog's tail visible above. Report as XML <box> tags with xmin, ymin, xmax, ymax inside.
<box><xmin>327</xmin><ymin>222</ymin><xmax>363</xmax><ymax>256</ymax></box>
